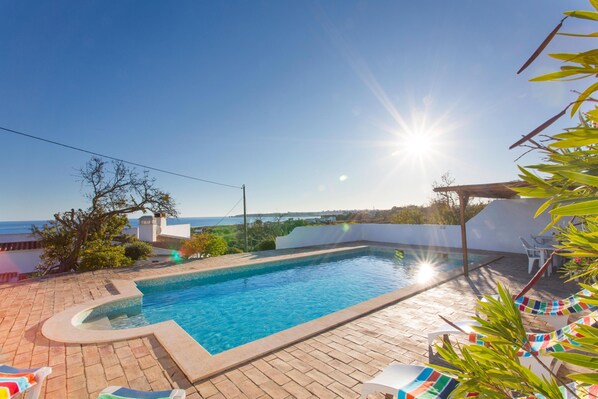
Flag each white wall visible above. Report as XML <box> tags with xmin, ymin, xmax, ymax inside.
<box><xmin>0</xmin><ymin>234</ymin><xmax>42</xmax><ymax>274</ymax></box>
<box><xmin>160</xmin><ymin>224</ymin><xmax>191</xmax><ymax>239</ymax></box>
<box><xmin>466</xmin><ymin>198</ymin><xmax>557</xmax><ymax>253</ymax></box>
<box><xmin>275</xmin><ymin>224</ymin><xmax>362</xmax><ymax>249</ymax></box>
<box><xmin>360</xmin><ymin>224</ymin><xmax>462</xmax><ymax>248</ymax></box>
<box><xmin>276</xmin><ymin>198</ymin><xmax>559</xmax><ymax>254</ymax></box>
<box><xmin>0</xmin><ymin>249</ymin><xmax>42</xmax><ymax>274</ymax></box>
<box><xmin>139</xmin><ymin>224</ymin><xmax>157</xmax><ymax>242</ymax></box>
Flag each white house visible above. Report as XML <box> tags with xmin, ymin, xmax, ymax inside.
<box><xmin>0</xmin><ymin>214</ymin><xmax>191</xmax><ymax>279</ymax></box>
<box><xmin>0</xmin><ymin>234</ymin><xmax>43</xmax><ymax>279</ymax></box>
<box><xmin>123</xmin><ymin>213</ymin><xmax>191</xmax><ymax>243</ymax></box>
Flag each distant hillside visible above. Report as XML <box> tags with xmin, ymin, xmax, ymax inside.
<box><xmin>233</xmin><ymin>210</ymin><xmax>350</xmax><ymax>218</ymax></box>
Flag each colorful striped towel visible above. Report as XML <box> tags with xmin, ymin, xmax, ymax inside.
<box><xmin>394</xmin><ymin>366</ymin><xmax>598</xmax><ymax>399</ymax></box>
<box><xmin>397</xmin><ymin>367</ymin><xmax>459</xmax><ymax>399</ymax></box>
<box><xmin>518</xmin><ymin>383</ymin><xmax>598</xmax><ymax>398</ymax></box>
<box><xmin>469</xmin><ymin>311</ymin><xmax>598</xmax><ymax>356</ymax></box>
<box><xmin>515</xmin><ymin>287</ymin><xmax>595</xmax><ymax>316</ymax></box>
<box><xmin>0</xmin><ymin>371</ymin><xmax>36</xmax><ymax>399</ymax></box>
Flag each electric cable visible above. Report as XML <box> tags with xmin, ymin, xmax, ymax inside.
<box><xmin>212</xmin><ymin>197</ymin><xmax>244</xmax><ymax>227</ymax></box>
<box><xmin>0</xmin><ymin>125</ymin><xmax>242</xmax><ymax>189</ymax></box>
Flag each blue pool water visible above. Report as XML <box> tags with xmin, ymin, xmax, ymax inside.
<box><xmin>109</xmin><ymin>249</ymin><xmax>481</xmax><ymax>354</ymax></box>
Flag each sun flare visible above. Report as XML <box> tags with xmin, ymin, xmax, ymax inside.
<box><xmin>404</xmin><ymin>133</ymin><xmax>433</xmax><ymax>156</ymax></box>
<box><xmin>416</xmin><ymin>261</ymin><xmax>436</xmax><ymax>284</ymax></box>
<box><xmin>391</xmin><ymin>130</ymin><xmax>438</xmax><ymax>162</ymax></box>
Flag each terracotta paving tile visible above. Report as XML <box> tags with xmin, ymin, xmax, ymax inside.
<box><xmin>305</xmin><ymin>381</ymin><xmax>337</xmax><ymax>399</ymax></box>
<box><xmin>196</xmin><ymin>381</ymin><xmax>220</xmax><ymax>398</ymax></box>
<box><xmin>282</xmin><ymin>380</ymin><xmax>312</xmax><ymax>399</ymax></box>
<box><xmin>258</xmin><ymin>380</ymin><xmax>290</xmax><ymax>399</ymax></box>
<box><xmin>244</xmin><ymin>367</ymin><xmax>270</xmax><ymax>386</ymax></box>
<box><xmin>215</xmin><ymin>378</ymin><xmax>243</xmax><ymax>397</ymax></box>
<box><xmin>328</xmin><ymin>381</ymin><xmax>359</xmax><ymax>398</ymax></box>
<box><xmin>305</xmin><ymin>369</ymin><xmax>335</xmax><ymax>387</ymax></box>
<box><xmin>237</xmin><ymin>378</ymin><xmax>267</xmax><ymax>398</ymax></box>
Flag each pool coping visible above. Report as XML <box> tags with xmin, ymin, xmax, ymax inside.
<box><xmin>42</xmin><ymin>244</ymin><xmax>501</xmax><ymax>382</ymax></box>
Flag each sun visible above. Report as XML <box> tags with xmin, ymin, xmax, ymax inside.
<box><xmin>391</xmin><ymin>130</ymin><xmax>437</xmax><ymax>161</ymax></box>
<box><xmin>404</xmin><ymin>133</ymin><xmax>433</xmax><ymax>156</ymax></box>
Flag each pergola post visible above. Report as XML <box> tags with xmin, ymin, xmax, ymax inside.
<box><xmin>432</xmin><ymin>181</ymin><xmax>528</xmax><ymax>277</ymax></box>
<box><xmin>458</xmin><ymin>192</ymin><xmax>470</xmax><ymax>276</ymax></box>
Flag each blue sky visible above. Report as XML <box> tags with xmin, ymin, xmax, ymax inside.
<box><xmin>0</xmin><ymin>0</ymin><xmax>592</xmax><ymax>220</ymax></box>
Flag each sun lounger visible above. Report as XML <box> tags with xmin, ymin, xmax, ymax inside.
<box><xmin>514</xmin><ymin>286</ymin><xmax>595</xmax><ymax>329</ymax></box>
<box><xmin>478</xmin><ymin>285</ymin><xmax>595</xmax><ymax>330</ymax></box>
<box><xmin>360</xmin><ymin>364</ymin><xmax>459</xmax><ymax>399</ymax></box>
<box><xmin>97</xmin><ymin>386</ymin><xmax>186</xmax><ymax>399</ymax></box>
<box><xmin>427</xmin><ymin>311</ymin><xmax>598</xmax><ymax>379</ymax></box>
<box><xmin>0</xmin><ymin>364</ymin><xmax>52</xmax><ymax>399</ymax></box>
<box><xmin>361</xmin><ymin>363</ymin><xmax>598</xmax><ymax>399</ymax></box>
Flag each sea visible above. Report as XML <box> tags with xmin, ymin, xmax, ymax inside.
<box><xmin>0</xmin><ymin>216</ymin><xmax>316</xmax><ymax>235</ymax></box>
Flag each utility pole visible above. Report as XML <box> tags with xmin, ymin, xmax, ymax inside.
<box><xmin>243</xmin><ymin>184</ymin><xmax>248</xmax><ymax>252</ymax></box>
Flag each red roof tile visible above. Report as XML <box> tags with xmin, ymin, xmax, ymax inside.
<box><xmin>0</xmin><ymin>241</ymin><xmax>42</xmax><ymax>252</ymax></box>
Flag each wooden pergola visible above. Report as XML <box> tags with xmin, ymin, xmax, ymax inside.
<box><xmin>433</xmin><ymin>180</ymin><xmax>531</xmax><ymax>276</ymax></box>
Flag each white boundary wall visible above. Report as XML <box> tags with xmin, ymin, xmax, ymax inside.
<box><xmin>276</xmin><ymin>199</ymin><xmax>557</xmax><ymax>254</ymax></box>
<box><xmin>160</xmin><ymin>224</ymin><xmax>191</xmax><ymax>239</ymax></box>
<box><xmin>0</xmin><ymin>250</ymin><xmax>42</xmax><ymax>274</ymax></box>
<box><xmin>0</xmin><ymin>233</ymin><xmax>42</xmax><ymax>274</ymax></box>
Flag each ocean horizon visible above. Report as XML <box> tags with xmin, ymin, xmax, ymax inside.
<box><xmin>0</xmin><ymin>215</ymin><xmax>316</xmax><ymax>235</ymax></box>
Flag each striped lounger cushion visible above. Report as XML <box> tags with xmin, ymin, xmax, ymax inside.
<box><xmin>395</xmin><ymin>368</ymin><xmax>598</xmax><ymax>398</ymax></box>
<box><xmin>515</xmin><ymin>288</ymin><xmax>594</xmax><ymax>316</ymax></box>
<box><xmin>397</xmin><ymin>367</ymin><xmax>459</xmax><ymax>399</ymax></box>
<box><xmin>0</xmin><ymin>371</ymin><xmax>36</xmax><ymax>399</ymax></box>
<box><xmin>468</xmin><ymin>311</ymin><xmax>598</xmax><ymax>356</ymax></box>
<box><xmin>519</xmin><ymin>383</ymin><xmax>598</xmax><ymax>398</ymax></box>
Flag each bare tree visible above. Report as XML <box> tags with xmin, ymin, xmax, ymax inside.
<box><xmin>33</xmin><ymin>157</ymin><xmax>177</xmax><ymax>274</ymax></box>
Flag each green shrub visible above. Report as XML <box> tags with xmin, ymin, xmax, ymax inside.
<box><xmin>257</xmin><ymin>239</ymin><xmax>276</xmax><ymax>251</ymax></box>
<box><xmin>227</xmin><ymin>247</ymin><xmax>244</xmax><ymax>254</ymax></box>
<box><xmin>204</xmin><ymin>234</ymin><xmax>228</xmax><ymax>257</ymax></box>
<box><xmin>124</xmin><ymin>241</ymin><xmax>153</xmax><ymax>261</ymax></box>
<box><xmin>180</xmin><ymin>233</ymin><xmax>228</xmax><ymax>258</ymax></box>
<box><xmin>79</xmin><ymin>241</ymin><xmax>133</xmax><ymax>271</ymax></box>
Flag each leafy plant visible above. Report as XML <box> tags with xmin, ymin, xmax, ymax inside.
<box><xmin>79</xmin><ymin>241</ymin><xmax>133</xmax><ymax>271</ymax></box>
<box><xmin>257</xmin><ymin>239</ymin><xmax>276</xmax><ymax>251</ymax></box>
<box><xmin>435</xmin><ymin>285</ymin><xmax>565</xmax><ymax>398</ymax></box>
<box><xmin>438</xmin><ymin>1</ymin><xmax>598</xmax><ymax>395</ymax></box>
<box><xmin>179</xmin><ymin>233</ymin><xmax>228</xmax><ymax>258</ymax></box>
<box><xmin>124</xmin><ymin>241</ymin><xmax>154</xmax><ymax>261</ymax></box>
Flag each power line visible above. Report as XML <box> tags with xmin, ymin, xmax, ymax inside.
<box><xmin>212</xmin><ymin>196</ymin><xmax>244</xmax><ymax>227</ymax></box>
<box><xmin>0</xmin><ymin>125</ymin><xmax>242</xmax><ymax>189</ymax></box>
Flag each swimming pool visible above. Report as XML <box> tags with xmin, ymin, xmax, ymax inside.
<box><xmin>93</xmin><ymin>248</ymin><xmax>482</xmax><ymax>354</ymax></box>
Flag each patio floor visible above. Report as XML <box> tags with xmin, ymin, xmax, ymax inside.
<box><xmin>0</xmin><ymin>244</ymin><xmax>582</xmax><ymax>399</ymax></box>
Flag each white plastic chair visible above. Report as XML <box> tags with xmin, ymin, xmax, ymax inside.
<box><xmin>520</xmin><ymin>237</ymin><xmax>542</xmax><ymax>274</ymax></box>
